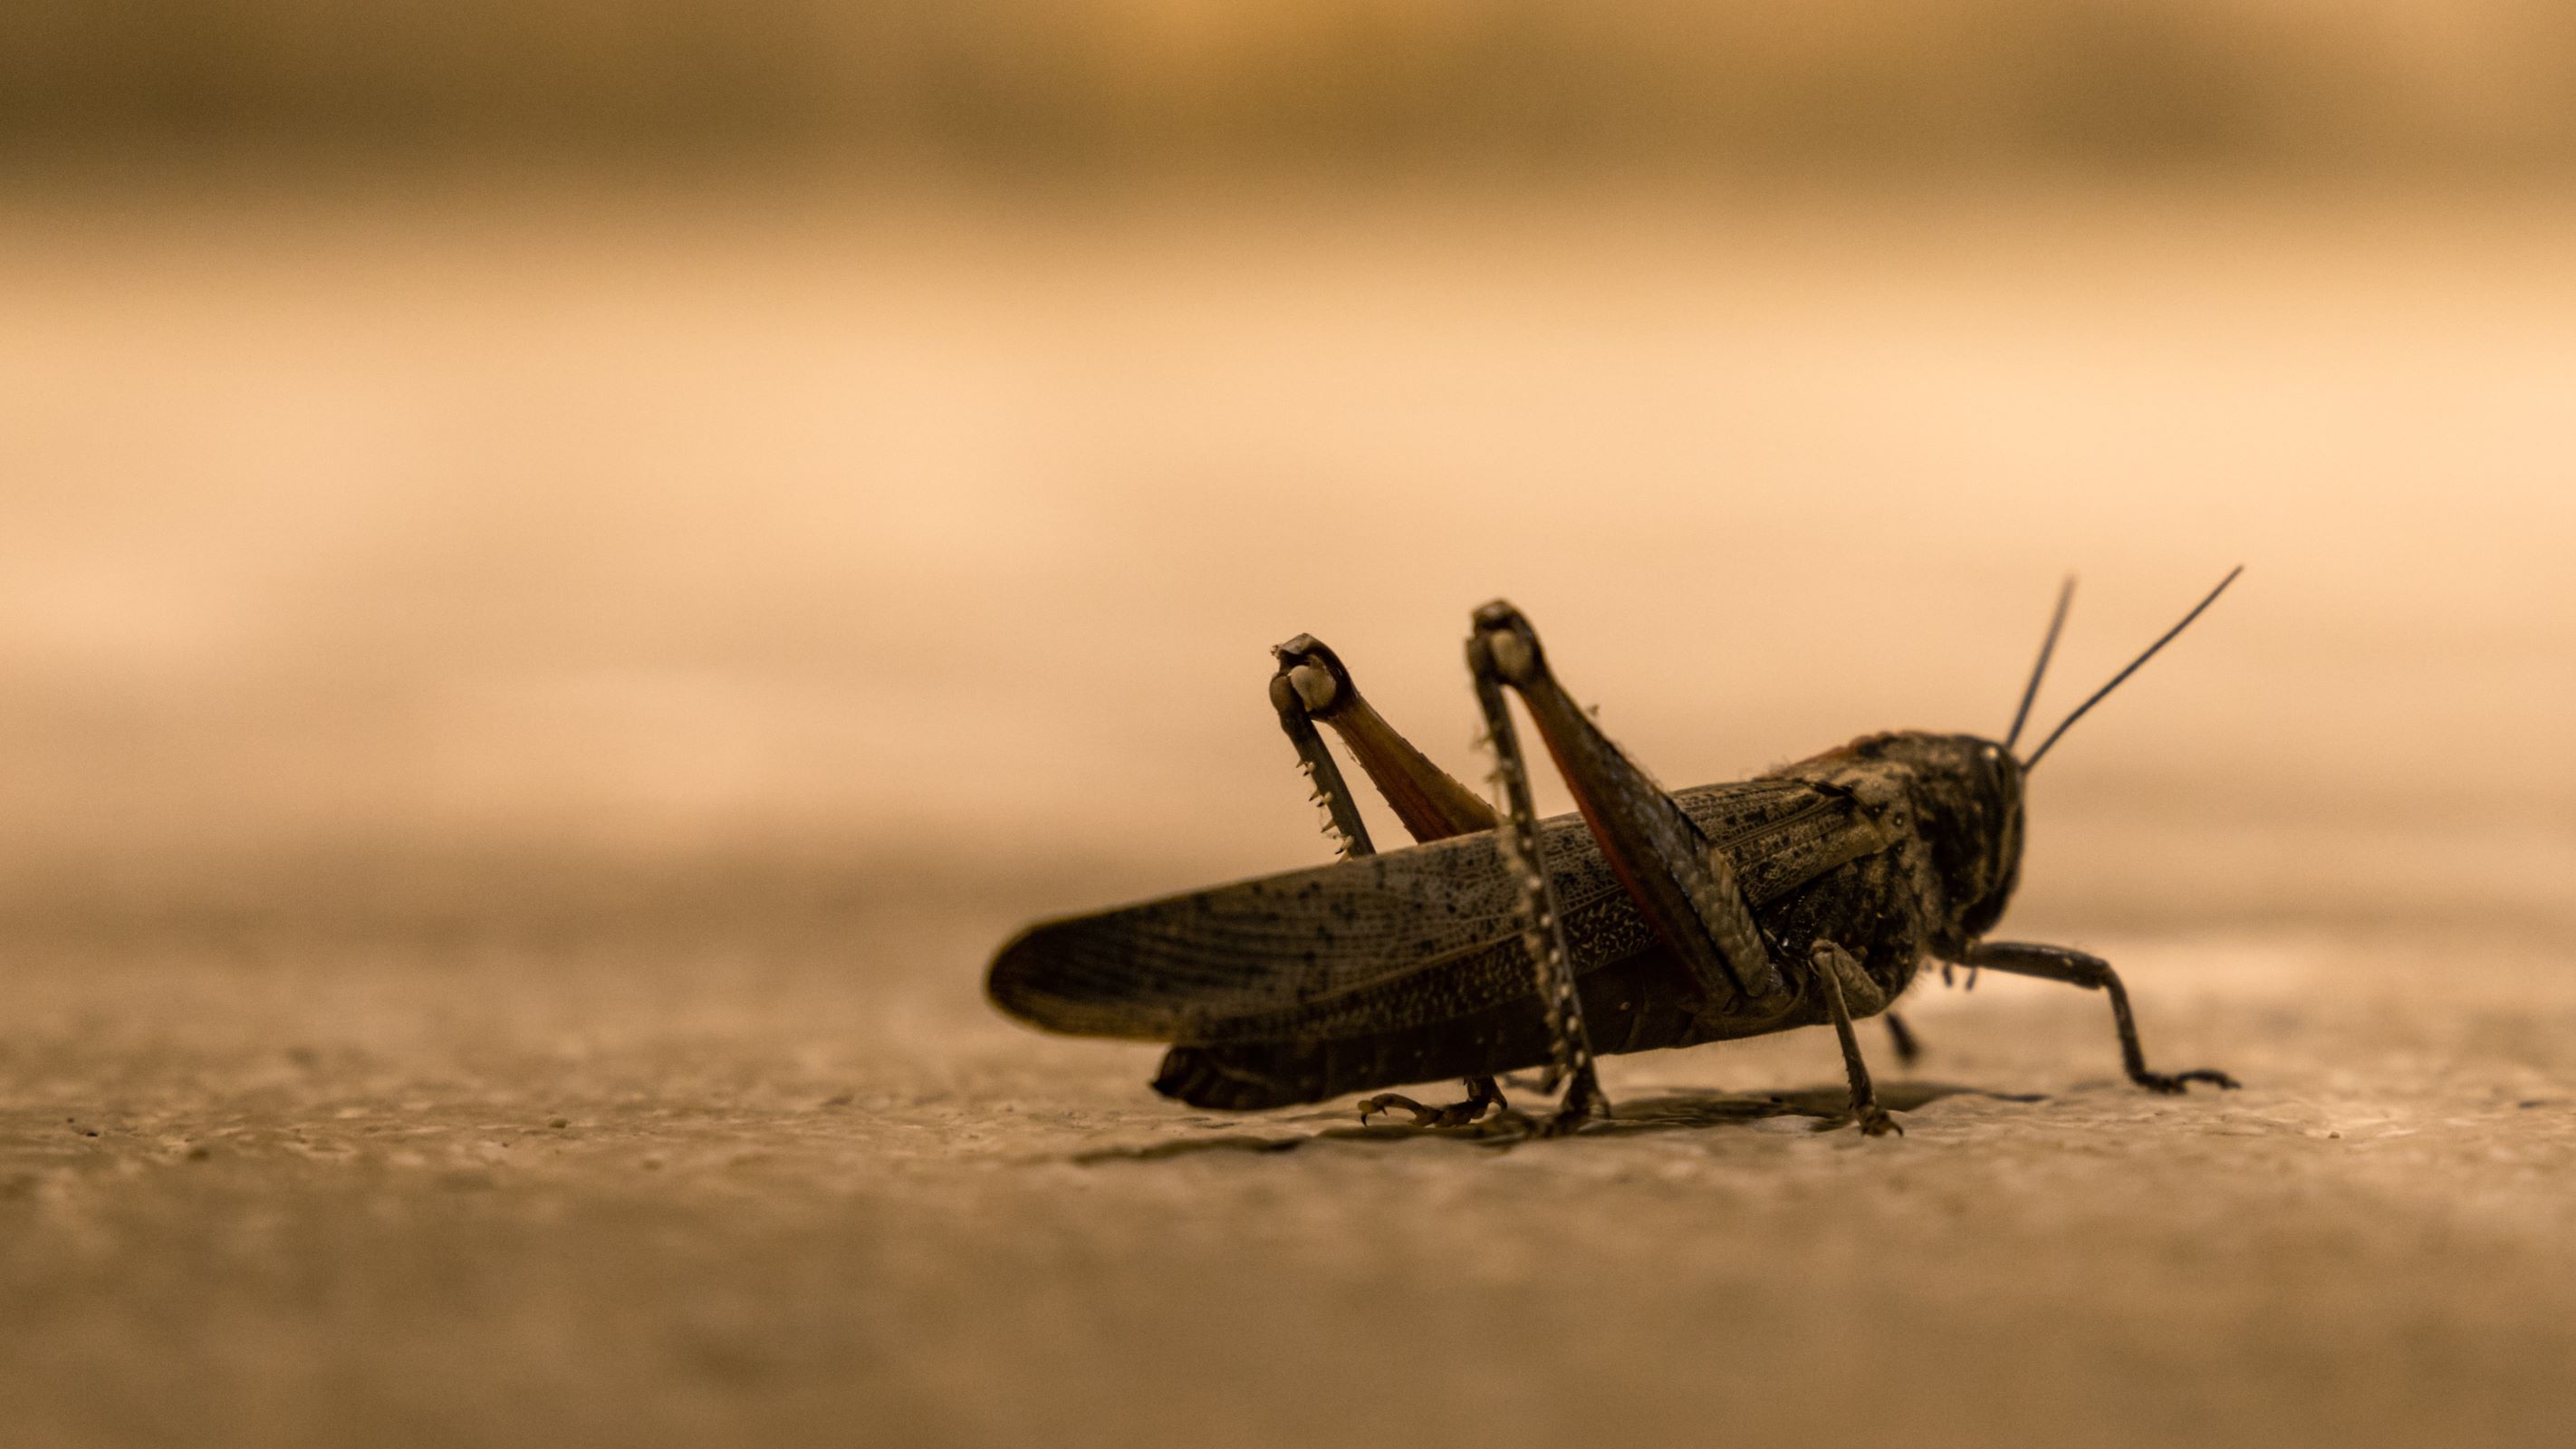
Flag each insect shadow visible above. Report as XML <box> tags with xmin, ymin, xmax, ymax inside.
<box><xmin>1072</xmin><ymin>1080</ymin><xmax>2045</xmax><ymax>1163</ymax></box>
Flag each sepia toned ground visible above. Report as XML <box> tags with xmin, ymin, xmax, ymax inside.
<box><xmin>2</xmin><ymin>184</ymin><xmax>2571</xmax><ymax>1446</ymax></box>
<box><xmin>5</xmin><ymin>909</ymin><xmax>2572</xmax><ymax>1448</ymax></box>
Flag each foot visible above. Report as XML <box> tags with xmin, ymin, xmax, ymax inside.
<box><xmin>1533</xmin><ymin>1066</ymin><xmax>1610</xmax><ymax>1137</ymax></box>
<box><xmin>1815</xmin><ymin>1104</ymin><xmax>1904</xmax><ymax>1137</ymax></box>
<box><xmin>1356</xmin><ymin>1093</ymin><xmax>1496</xmax><ymax>1128</ymax></box>
<box><xmin>1534</xmin><ymin>1104</ymin><xmax>1596</xmax><ymax>1137</ymax></box>
<box><xmin>2131</xmin><ymin>1069</ymin><xmax>2240</xmax><ymax>1094</ymax></box>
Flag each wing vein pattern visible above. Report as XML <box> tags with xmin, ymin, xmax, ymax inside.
<box><xmin>988</xmin><ymin>777</ymin><xmax>1890</xmax><ymax>1044</ymax></box>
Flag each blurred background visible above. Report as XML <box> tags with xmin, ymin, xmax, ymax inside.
<box><xmin>8</xmin><ymin>0</ymin><xmax>2576</xmax><ymax>174</ymax></box>
<box><xmin>5</xmin><ymin>9</ymin><xmax>2576</xmax><ymax>1449</ymax></box>
<box><xmin>2</xmin><ymin>0</ymin><xmax>2569</xmax><ymax>942</ymax></box>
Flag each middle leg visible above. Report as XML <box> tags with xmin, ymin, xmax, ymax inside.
<box><xmin>1883</xmin><ymin>1012</ymin><xmax>1923</xmax><ymax>1069</ymax></box>
<box><xmin>1812</xmin><ymin>941</ymin><xmax>1900</xmax><ymax>1136</ymax></box>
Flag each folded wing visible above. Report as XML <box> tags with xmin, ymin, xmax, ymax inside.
<box><xmin>986</xmin><ymin>777</ymin><xmax>1884</xmax><ymax>1044</ymax></box>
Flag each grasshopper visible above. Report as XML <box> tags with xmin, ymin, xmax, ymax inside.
<box><xmin>989</xmin><ymin>572</ymin><xmax>2243</xmax><ymax>1137</ymax></box>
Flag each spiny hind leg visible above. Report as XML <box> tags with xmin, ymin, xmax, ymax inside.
<box><xmin>1812</xmin><ymin>941</ymin><xmax>1901</xmax><ymax>1136</ymax></box>
<box><xmin>1466</xmin><ymin>600</ymin><xmax>1936</xmax><ymax>1131</ymax></box>
<box><xmin>1267</xmin><ymin>645</ymin><xmax>1375</xmax><ymax>859</ymax></box>
<box><xmin>1273</xmin><ymin>635</ymin><xmax>1499</xmax><ymax>840</ymax></box>
<box><xmin>1466</xmin><ymin>602</ymin><xmax>1792</xmax><ymax>1021</ymax></box>
<box><xmin>1465</xmin><ymin>604</ymin><xmax>1926</xmax><ymax>1139</ymax></box>
<box><xmin>1265</xmin><ymin>635</ymin><xmax>1506</xmax><ymax>1125</ymax></box>
<box><xmin>1466</xmin><ymin>604</ymin><xmax>1927</xmax><ymax>1138</ymax></box>
<box><xmin>1956</xmin><ymin>941</ymin><xmax>2239</xmax><ymax>1094</ymax></box>
<box><xmin>1464</xmin><ymin>618</ymin><xmax>1609</xmax><ymax>1135</ymax></box>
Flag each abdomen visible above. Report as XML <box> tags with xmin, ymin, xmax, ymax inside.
<box><xmin>1152</xmin><ymin>849</ymin><xmax>1927</xmax><ymax>1111</ymax></box>
<box><xmin>1153</xmin><ymin>945</ymin><xmax>1713</xmax><ymax>1109</ymax></box>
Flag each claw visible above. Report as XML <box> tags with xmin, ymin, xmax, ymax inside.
<box><xmin>1814</xmin><ymin>1106</ymin><xmax>1904</xmax><ymax>1137</ymax></box>
<box><xmin>1357</xmin><ymin>1092</ymin><xmax>1499</xmax><ymax>1128</ymax></box>
<box><xmin>2134</xmin><ymin>1069</ymin><xmax>2240</xmax><ymax>1095</ymax></box>
<box><xmin>1356</xmin><ymin>1093</ymin><xmax>1427</xmax><ymax>1126</ymax></box>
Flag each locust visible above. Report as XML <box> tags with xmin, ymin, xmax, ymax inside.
<box><xmin>988</xmin><ymin>571</ymin><xmax>2243</xmax><ymax>1137</ymax></box>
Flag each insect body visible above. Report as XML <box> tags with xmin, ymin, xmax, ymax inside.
<box><xmin>989</xmin><ymin>575</ymin><xmax>2242</xmax><ymax>1136</ymax></box>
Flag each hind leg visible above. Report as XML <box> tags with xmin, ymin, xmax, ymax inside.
<box><xmin>1272</xmin><ymin>635</ymin><xmax>1499</xmax><ymax>840</ymax></box>
<box><xmin>1462</xmin><ymin>617</ymin><xmax>1614</xmax><ymax>1135</ymax></box>
<box><xmin>1463</xmin><ymin>602</ymin><xmax>1923</xmax><ymax>1138</ymax></box>
<box><xmin>1357</xmin><ymin>1076</ymin><xmax>1509</xmax><ymax>1128</ymax></box>
<box><xmin>1267</xmin><ymin>645</ymin><xmax>1376</xmax><ymax>859</ymax></box>
<box><xmin>1266</xmin><ymin>635</ymin><xmax>1508</xmax><ymax>1127</ymax></box>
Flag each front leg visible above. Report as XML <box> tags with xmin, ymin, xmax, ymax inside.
<box><xmin>1956</xmin><ymin>941</ymin><xmax>2239</xmax><ymax>1094</ymax></box>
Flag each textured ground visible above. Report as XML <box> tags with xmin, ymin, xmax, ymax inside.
<box><xmin>5</xmin><ymin>899</ymin><xmax>2571</xmax><ymax>1449</ymax></box>
<box><xmin>4</xmin><ymin>184</ymin><xmax>2571</xmax><ymax>1446</ymax></box>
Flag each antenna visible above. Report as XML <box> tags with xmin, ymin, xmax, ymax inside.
<box><xmin>2022</xmin><ymin>566</ymin><xmax>2243</xmax><ymax>770</ymax></box>
<box><xmin>2003</xmin><ymin>576</ymin><xmax>2076</xmax><ymax>751</ymax></box>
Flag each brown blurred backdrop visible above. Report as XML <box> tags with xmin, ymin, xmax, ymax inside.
<box><xmin>6</xmin><ymin>1</ymin><xmax>2576</xmax><ymax>175</ymax></box>
<box><xmin>7</xmin><ymin>13</ymin><xmax>2576</xmax><ymax>1449</ymax></box>
<box><xmin>1</xmin><ymin>1</ymin><xmax>2571</xmax><ymax>938</ymax></box>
